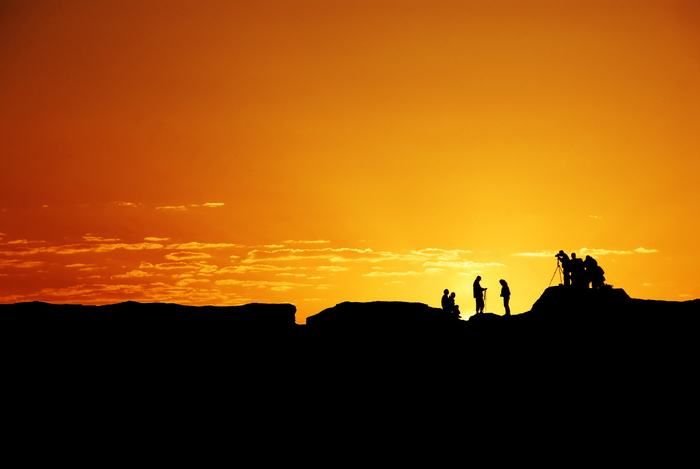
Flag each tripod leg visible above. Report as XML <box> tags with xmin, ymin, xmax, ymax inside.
<box><xmin>549</xmin><ymin>265</ymin><xmax>560</xmax><ymax>287</ymax></box>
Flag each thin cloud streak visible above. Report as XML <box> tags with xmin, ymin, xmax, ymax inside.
<box><xmin>511</xmin><ymin>247</ymin><xmax>659</xmax><ymax>257</ymax></box>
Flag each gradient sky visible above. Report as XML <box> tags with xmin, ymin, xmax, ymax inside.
<box><xmin>2</xmin><ymin>0</ymin><xmax>699</xmax><ymax>323</ymax></box>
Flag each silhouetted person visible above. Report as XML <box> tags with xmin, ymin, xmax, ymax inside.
<box><xmin>570</xmin><ymin>253</ymin><xmax>585</xmax><ymax>288</ymax></box>
<box><xmin>441</xmin><ymin>289</ymin><xmax>450</xmax><ymax>311</ymax></box>
<box><xmin>555</xmin><ymin>250</ymin><xmax>571</xmax><ymax>286</ymax></box>
<box><xmin>473</xmin><ymin>276</ymin><xmax>487</xmax><ymax>314</ymax></box>
<box><xmin>583</xmin><ymin>255</ymin><xmax>597</xmax><ymax>289</ymax></box>
<box><xmin>584</xmin><ymin>256</ymin><xmax>606</xmax><ymax>289</ymax></box>
<box><xmin>499</xmin><ymin>279</ymin><xmax>511</xmax><ymax>316</ymax></box>
<box><xmin>453</xmin><ymin>304</ymin><xmax>462</xmax><ymax>319</ymax></box>
<box><xmin>447</xmin><ymin>291</ymin><xmax>456</xmax><ymax>314</ymax></box>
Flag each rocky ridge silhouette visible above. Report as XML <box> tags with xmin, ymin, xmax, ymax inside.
<box><xmin>3</xmin><ymin>287</ymin><xmax>697</xmax><ymax>353</ymax></box>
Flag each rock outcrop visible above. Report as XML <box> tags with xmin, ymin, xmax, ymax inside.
<box><xmin>306</xmin><ymin>301</ymin><xmax>461</xmax><ymax>329</ymax></box>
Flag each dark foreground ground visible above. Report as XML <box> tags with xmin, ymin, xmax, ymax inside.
<box><xmin>2</xmin><ymin>287</ymin><xmax>697</xmax><ymax>372</ymax></box>
<box><xmin>2</xmin><ymin>288</ymin><xmax>698</xmax><ymax>462</ymax></box>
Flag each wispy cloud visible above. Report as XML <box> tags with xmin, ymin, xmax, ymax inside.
<box><xmin>198</xmin><ymin>265</ymin><xmax>218</xmax><ymax>274</ymax></box>
<box><xmin>7</xmin><ymin>239</ymin><xmax>44</xmax><ymax>245</ymax></box>
<box><xmin>243</xmin><ymin>247</ymin><xmax>420</xmax><ymax>264</ymax></box>
<box><xmin>156</xmin><ymin>203</ymin><xmax>224</xmax><ymax>210</ymax></box>
<box><xmin>166</xmin><ymin>242</ymin><xmax>242</xmax><ymax>250</ymax></box>
<box><xmin>18</xmin><ymin>282</ymin><xmax>247</xmax><ymax>306</ymax></box>
<box><xmin>422</xmin><ymin>261</ymin><xmax>505</xmax><ymax>268</ymax></box>
<box><xmin>317</xmin><ymin>266</ymin><xmax>348</xmax><ymax>272</ymax></box>
<box><xmin>84</xmin><ymin>234</ymin><xmax>121</xmax><ymax>242</ymax></box>
<box><xmin>116</xmin><ymin>202</ymin><xmax>142</xmax><ymax>207</ymax></box>
<box><xmin>217</xmin><ymin>265</ymin><xmax>304</xmax><ymax>274</ymax></box>
<box><xmin>511</xmin><ymin>247</ymin><xmax>659</xmax><ymax>257</ymax></box>
<box><xmin>0</xmin><ymin>239</ymin><xmax>164</xmax><ymax>255</ymax></box>
<box><xmin>510</xmin><ymin>251</ymin><xmax>556</xmax><ymax>257</ymax></box>
<box><xmin>363</xmin><ymin>271</ymin><xmax>423</xmax><ymax>277</ymax></box>
<box><xmin>164</xmin><ymin>251</ymin><xmax>212</xmax><ymax>261</ymax></box>
<box><xmin>410</xmin><ymin>248</ymin><xmax>473</xmax><ymax>260</ymax></box>
<box><xmin>579</xmin><ymin>247</ymin><xmax>650</xmax><ymax>256</ymax></box>
<box><xmin>54</xmin><ymin>242</ymin><xmax>165</xmax><ymax>254</ymax></box>
<box><xmin>154</xmin><ymin>262</ymin><xmax>205</xmax><ymax>270</ymax></box>
<box><xmin>111</xmin><ymin>270</ymin><xmax>152</xmax><ymax>279</ymax></box>
<box><xmin>214</xmin><ymin>279</ymin><xmax>316</xmax><ymax>291</ymax></box>
<box><xmin>0</xmin><ymin>259</ymin><xmax>45</xmax><ymax>268</ymax></box>
<box><xmin>363</xmin><ymin>268</ymin><xmax>442</xmax><ymax>277</ymax></box>
<box><xmin>176</xmin><ymin>278</ymin><xmax>211</xmax><ymax>287</ymax></box>
<box><xmin>65</xmin><ymin>263</ymin><xmax>100</xmax><ymax>271</ymax></box>
<box><xmin>283</xmin><ymin>239</ymin><xmax>331</xmax><ymax>244</ymax></box>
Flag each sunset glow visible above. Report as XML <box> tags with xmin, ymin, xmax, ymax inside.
<box><xmin>2</xmin><ymin>1</ymin><xmax>699</xmax><ymax>323</ymax></box>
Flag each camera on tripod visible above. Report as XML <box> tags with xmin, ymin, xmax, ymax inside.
<box><xmin>550</xmin><ymin>250</ymin><xmax>568</xmax><ymax>286</ymax></box>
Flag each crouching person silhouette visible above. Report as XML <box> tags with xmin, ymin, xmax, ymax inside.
<box><xmin>442</xmin><ymin>289</ymin><xmax>451</xmax><ymax>311</ymax></box>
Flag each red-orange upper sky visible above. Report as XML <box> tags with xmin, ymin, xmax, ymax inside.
<box><xmin>2</xmin><ymin>1</ymin><xmax>699</xmax><ymax>323</ymax></box>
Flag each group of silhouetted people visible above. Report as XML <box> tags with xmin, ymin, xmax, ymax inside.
<box><xmin>439</xmin><ymin>250</ymin><xmax>608</xmax><ymax>318</ymax></box>
<box><xmin>442</xmin><ymin>276</ymin><xmax>511</xmax><ymax>318</ymax></box>
<box><xmin>555</xmin><ymin>250</ymin><xmax>606</xmax><ymax>289</ymax></box>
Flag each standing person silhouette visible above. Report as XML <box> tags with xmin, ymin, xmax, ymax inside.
<box><xmin>441</xmin><ymin>289</ymin><xmax>450</xmax><ymax>311</ymax></box>
<box><xmin>473</xmin><ymin>276</ymin><xmax>487</xmax><ymax>314</ymax></box>
<box><xmin>570</xmin><ymin>253</ymin><xmax>584</xmax><ymax>288</ymax></box>
<box><xmin>499</xmin><ymin>279</ymin><xmax>511</xmax><ymax>316</ymax></box>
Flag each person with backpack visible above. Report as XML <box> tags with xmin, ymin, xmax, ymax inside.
<box><xmin>499</xmin><ymin>279</ymin><xmax>511</xmax><ymax>316</ymax></box>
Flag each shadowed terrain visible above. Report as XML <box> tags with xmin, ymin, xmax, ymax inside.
<box><xmin>3</xmin><ymin>287</ymin><xmax>697</xmax><ymax>454</ymax></box>
<box><xmin>3</xmin><ymin>288</ymin><xmax>697</xmax><ymax>358</ymax></box>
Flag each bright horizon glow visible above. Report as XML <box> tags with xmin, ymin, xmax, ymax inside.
<box><xmin>1</xmin><ymin>1</ymin><xmax>699</xmax><ymax>323</ymax></box>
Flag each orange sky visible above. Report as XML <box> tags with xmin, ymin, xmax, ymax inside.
<box><xmin>2</xmin><ymin>0</ymin><xmax>699</xmax><ymax>323</ymax></box>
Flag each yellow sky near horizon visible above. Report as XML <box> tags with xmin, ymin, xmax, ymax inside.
<box><xmin>1</xmin><ymin>0</ymin><xmax>699</xmax><ymax>323</ymax></box>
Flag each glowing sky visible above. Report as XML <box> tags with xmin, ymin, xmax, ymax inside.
<box><xmin>2</xmin><ymin>1</ymin><xmax>699</xmax><ymax>323</ymax></box>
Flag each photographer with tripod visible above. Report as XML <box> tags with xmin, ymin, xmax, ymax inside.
<box><xmin>554</xmin><ymin>250</ymin><xmax>571</xmax><ymax>286</ymax></box>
